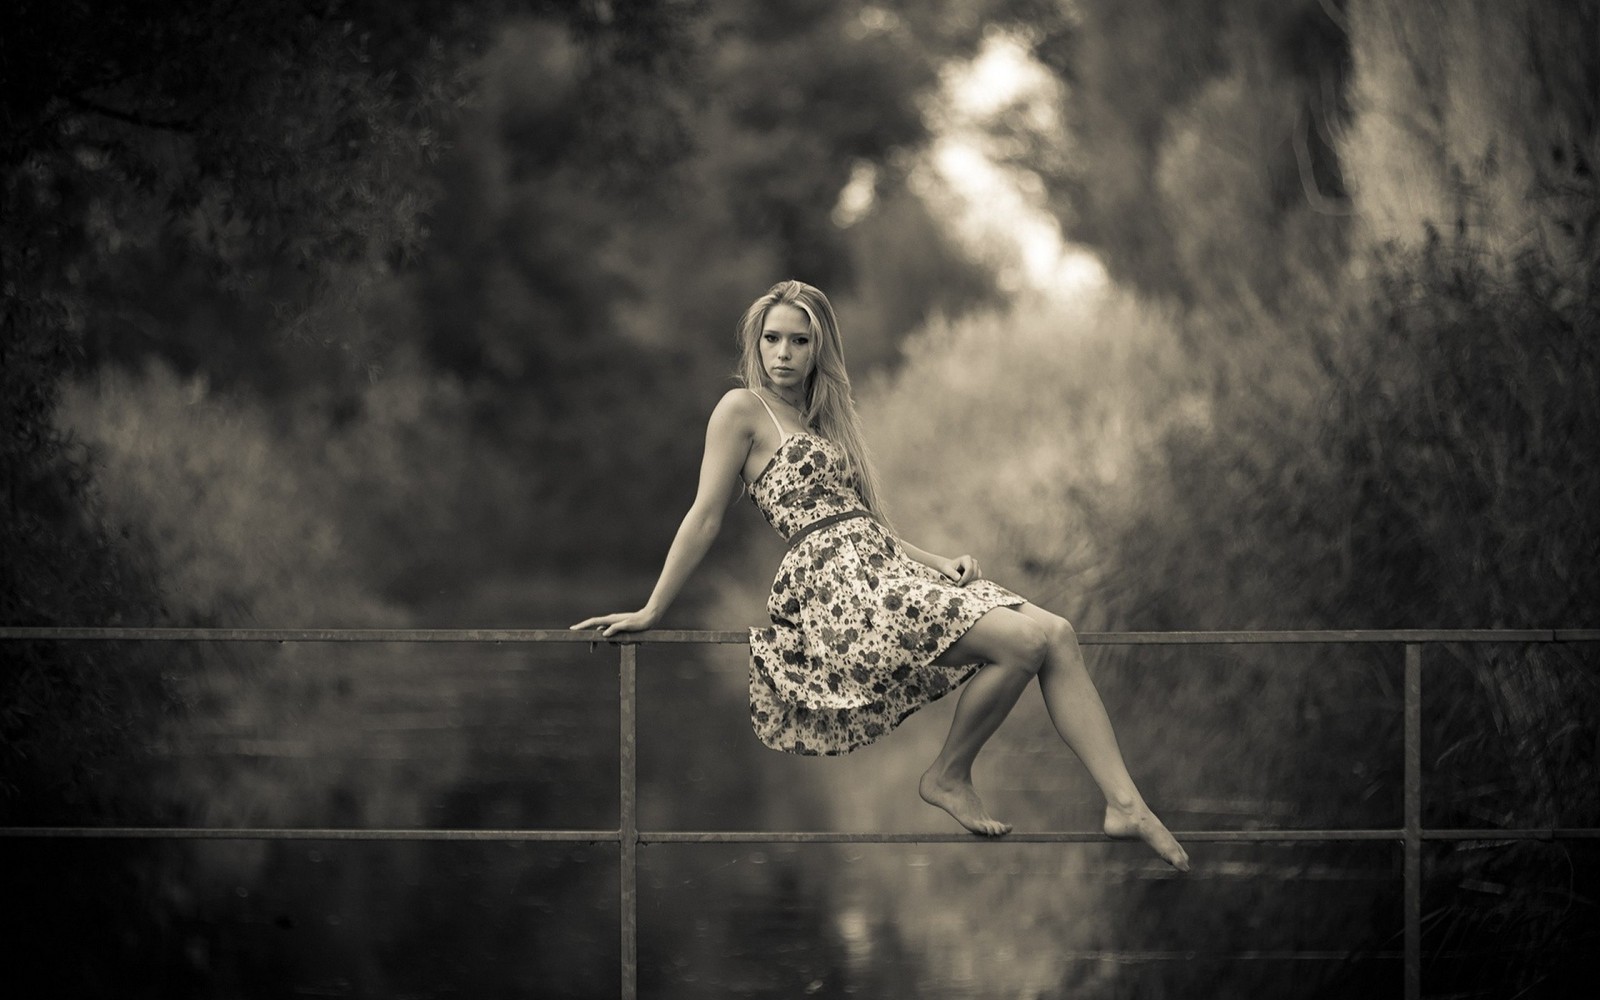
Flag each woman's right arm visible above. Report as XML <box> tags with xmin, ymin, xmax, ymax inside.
<box><xmin>570</xmin><ymin>390</ymin><xmax>756</xmax><ymax>638</ymax></box>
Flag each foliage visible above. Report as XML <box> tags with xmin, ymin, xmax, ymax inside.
<box><xmin>802</xmin><ymin>0</ymin><xmax>1600</xmax><ymax>993</ymax></box>
<box><xmin>0</xmin><ymin>0</ymin><xmax>704</xmax><ymax>811</ymax></box>
<box><xmin>3</xmin><ymin>0</ymin><xmax>1008</xmax><ymax>821</ymax></box>
<box><xmin>373</xmin><ymin>0</ymin><xmax>1010</xmax><ymax>575</ymax></box>
<box><xmin>863</xmin><ymin>289</ymin><xmax>1199</xmax><ymax>625</ymax></box>
<box><xmin>54</xmin><ymin>361</ymin><xmax>417</xmax><ymax>822</ymax></box>
<box><xmin>1086</xmin><ymin>241</ymin><xmax>1600</xmax><ymax>997</ymax></box>
<box><xmin>59</xmin><ymin>363</ymin><xmax>406</xmax><ymax>628</ymax></box>
<box><xmin>1327</xmin><ymin>250</ymin><xmax>1598</xmax><ymax>629</ymax></box>
<box><xmin>3</xmin><ymin>2</ymin><xmax>1012</xmax><ymax>989</ymax></box>
<box><xmin>11</xmin><ymin>0</ymin><xmax>1596</xmax><ymax>992</ymax></box>
<box><xmin>0</xmin><ymin>0</ymin><xmax>456</xmax><ymax>829</ymax></box>
<box><xmin>1340</xmin><ymin>0</ymin><xmax>1600</xmax><ymax>274</ymax></box>
<box><xmin>1029</xmin><ymin>0</ymin><xmax>1350</xmax><ymax>304</ymax></box>
<box><xmin>0</xmin><ymin>405</ymin><xmax>177</xmax><ymax>819</ymax></box>
<box><xmin>802</xmin><ymin>291</ymin><xmax>1405</xmax><ymax>998</ymax></box>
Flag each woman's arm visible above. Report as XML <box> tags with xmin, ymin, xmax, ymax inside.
<box><xmin>571</xmin><ymin>391</ymin><xmax>755</xmax><ymax>637</ymax></box>
<box><xmin>898</xmin><ymin>539</ymin><xmax>983</xmax><ymax>587</ymax></box>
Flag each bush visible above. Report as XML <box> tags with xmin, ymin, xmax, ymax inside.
<box><xmin>1114</xmin><ymin>241</ymin><xmax>1600</xmax><ymax>993</ymax></box>
<box><xmin>61</xmin><ymin>362</ymin><xmax>404</xmax><ymax>628</ymax></box>
<box><xmin>0</xmin><ymin>299</ymin><xmax>181</xmax><ymax>819</ymax></box>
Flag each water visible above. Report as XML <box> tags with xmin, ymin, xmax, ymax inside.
<box><xmin>4</xmin><ymin>584</ymin><xmax>1436</xmax><ymax>998</ymax></box>
<box><xmin>4</xmin><ymin>580</ymin><xmax>878</xmax><ymax>998</ymax></box>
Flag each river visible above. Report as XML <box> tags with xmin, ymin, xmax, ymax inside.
<box><xmin>9</xmin><ymin>573</ymin><xmax>1408</xmax><ymax>998</ymax></box>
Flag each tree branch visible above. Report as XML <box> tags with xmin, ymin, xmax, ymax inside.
<box><xmin>1316</xmin><ymin>0</ymin><xmax>1349</xmax><ymax>36</ymax></box>
<box><xmin>65</xmin><ymin>93</ymin><xmax>195</xmax><ymax>133</ymax></box>
<box><xmin>1294</xmin><ymin>106</ymin><xmax>1353</xmax><ymax>217</ymax></box>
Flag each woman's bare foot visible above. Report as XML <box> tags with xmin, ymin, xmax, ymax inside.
<box><xmin>1104</xmin><ymin>800</ymin><xmax>1190</xmax><ymax>871</ymax></box>
<box><xmin>920</xmin><ymin>770</ymin><xmax>1012</xmax><ymax>837</ymax></box>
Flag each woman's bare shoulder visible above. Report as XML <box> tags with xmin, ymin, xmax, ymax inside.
<box><xmin>707</xmin><ymin>387</ymin><xmax>764</xmax><ymax>434</ymax></box>
<box><xmin>711</xmin><ymin>386</ymin><xmax>764</xmax><ymax>419</ymax></box>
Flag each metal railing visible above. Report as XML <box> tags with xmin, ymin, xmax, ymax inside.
<box><xmin>4</xmin><ymin>626</ymin><xmax>1599</xmax><ymax>999</ymax></box>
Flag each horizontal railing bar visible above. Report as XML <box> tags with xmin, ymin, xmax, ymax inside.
<box><xmin>7</xmin><ymin>825</ymin><xmax>1596</xmax><ymax>844</ymax></box>
<box><xmin>1043</xmin><ymin>947</ymin><xmax>1578</xmax><ymax>961</ymax></box>
<box><xmin>0</xmin><ymin>627</ymin><xmax>746</xmax><ymax>644</ymax></box>
<box><xmin>0</xmin><ymin>827</ymin><xmax>621</xmax><ymax>842</ymax></box>
<box><xmin>641</xmin><ymin>830</ymin><xmax>1404</xmax><ymax>843</ymax></box>
<box><xmin>1423</xmin><ymin>828</ymin><xmax>1600</xmax><ymax>841</ymax></box>
<box><xmin>3</xmin><ymin>627</ymin><xmax>1597</xmax><ymax>644</ymax></box>
<box><xmin>1086</xmin><ymin>629</ymin><xmax>1595</xmax><ymax>644</ymax></box>
<box><xmin>1053</xmin><ymin>949</ymin><xmax>1405</xmax><ymax>962</ymax></box>
<box><xmin>1055</xmin><ymin>947</ymin><xmax>1595</xmax><ymax>962</ymax></box>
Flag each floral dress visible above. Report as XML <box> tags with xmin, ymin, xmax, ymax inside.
<box><xmin>745</xmin><ymin>391</ymin><xmax>1025</xmax><ymax>755</ymax></box>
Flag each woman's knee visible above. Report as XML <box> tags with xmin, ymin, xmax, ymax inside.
<box><xmin>1003</xmin><ymin>615</ymin><xmax>1050</xmax><ymax>675</ymax></box>
<box><xmin>938</xmin><ymin>607</ymin><xmax>1049</xmax><ymax>671</ymax></box>
<box><xmin>1044</xmin><ymin>613</ymin><xmax>1076</xmax><ymax>648</ymax></box>
<box><xmin>1020</xmin><ymin>604</ymin><xmax>1077</xmax><ymax>649</ymax></box>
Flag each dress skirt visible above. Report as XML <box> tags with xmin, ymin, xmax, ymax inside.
<box><xmin>748</xmin><ymin>515</ymin><xmax>1026</xmax><ymax>755</ymax></box>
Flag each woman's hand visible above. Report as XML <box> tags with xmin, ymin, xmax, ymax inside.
<box><xmin>570</xmin><ymin>609</ymin><xmax>660</xmax><ymax>638</ymax></box>
<box><xmin>941</xmin><ymin>554</ymin><xmax>982</xmax><ymax>587</ymax></box>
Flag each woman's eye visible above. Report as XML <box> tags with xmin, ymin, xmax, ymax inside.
<box><xmin>794</xmin><ymin>338</ymin><xmax>809</xmax><ymax>346</ymax></box>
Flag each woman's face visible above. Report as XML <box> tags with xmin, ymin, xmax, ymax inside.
<box><xmin>759</xmin><ymin>303</ymin><xmax>815</xmax><ymax>394</ymax></box>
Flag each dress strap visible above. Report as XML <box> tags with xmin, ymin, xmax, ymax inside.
<box><xmin>747</xmin><ymin>388</ymin><xmax>790</xmax><ymax>441</ymax></box>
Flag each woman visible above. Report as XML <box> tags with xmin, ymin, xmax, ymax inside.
<box><xmin>573</xmin><ymin>280</ymin><xmax>1189</xmax><ymax>870</ymax></box>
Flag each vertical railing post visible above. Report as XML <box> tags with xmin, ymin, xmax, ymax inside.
<box><xmin>1404</xmin><ymin>642</ymin><xmax>1423</xmax><ymax>1000</ymax></box>
<box><xmin>620</xmin><ymin>643</ymin><xmax>639</xmax><ymax>1000</ymax></box>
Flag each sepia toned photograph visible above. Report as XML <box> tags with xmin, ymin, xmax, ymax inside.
<box><xmin>3</xmin><ymin>1</ymin><xmax>1596</xmax><ymax>997</ymax></box>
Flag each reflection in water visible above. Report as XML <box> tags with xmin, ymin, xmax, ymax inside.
<box><xmin>9</xmin><ymin>608</ymin><xmax>1438</xmax><ymax>997</ymax></box>
<box><xmin>7</xmin><ymin>612</ymin><xmax>922</xmax><ymax>997</ymax></box>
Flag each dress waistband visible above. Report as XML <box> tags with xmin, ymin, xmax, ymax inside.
<box><xmin>785</xmin><ymin>510</ymin><xmax>877</xmax><ymax>551</ymax></box>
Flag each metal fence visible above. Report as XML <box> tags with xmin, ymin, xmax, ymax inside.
<box><xmin>4</xmin><ymin>626</ymin><xmax>1599</xmax><ymax>999</ymax></box>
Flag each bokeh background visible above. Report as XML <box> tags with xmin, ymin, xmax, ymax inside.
<box><xmin>3</xmin><ymin>0</ymin><xmax>1598</xmax><ymax>997</ymax></box>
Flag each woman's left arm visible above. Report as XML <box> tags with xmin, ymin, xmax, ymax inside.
<box><xmin>898</xmin><ymin>539</ymin><xmax>982</xmax><ymax>587</ymax></box>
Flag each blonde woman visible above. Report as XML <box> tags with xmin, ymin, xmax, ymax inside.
<box><xmin>574</xmin><ymin>280</ymin><xmax>1189</xmax><ymax>870</ymax></box>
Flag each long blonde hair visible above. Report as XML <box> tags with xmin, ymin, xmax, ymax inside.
<box><xmin>735</xmin><ymin>280</ymin><xmax>890</xmax><ymax>521</ymax></box>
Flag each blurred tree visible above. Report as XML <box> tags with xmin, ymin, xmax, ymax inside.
<box><xmin>0</xmin><ymin>5</ymin><xmax>703</xmax><ymax>992</ymax></box>
<box><xmin>0</xmin><ymin>0</ymin><xmax>705</xmax><ymax>803</ymax></box>
<box><xmin>386</xmin><ymin>0</ymin><xmax>1017</xmax><ymax>577</ymax></box>
<box><xmin>696</xmin><ymin>0</ymin><xmax>943</xmax><ymax>287</ymax></box>
<box><xmin>4</xmin><ymin>0</ymin><xmax>1031</xmax><ymax>621</ymax></box>
<box><xmin>2</xmin><ymin>0</ymin><xmax>707</xmax><ymax>393</ymax></box>
<box><xmin>854</xmin><ymin>0</ymin><xmax>1597</xmax><ymax>991</ymax></box>
<box><xmin>1340</xmin><ymin>0</ymin><xmax>1600</xmax><ymax>279</ymax></box>
<box><xmin>1016</xmin><ymin>0</ymin><xmax>1351</xmax><ymax>306</ymax></box>
<box><xmin>1063</xmin><ymin>1</ymin><xmax>1600</xmax><ymax>990</ymax></box>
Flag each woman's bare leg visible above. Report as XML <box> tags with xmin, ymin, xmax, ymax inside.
<box><xmin>1015</xmin><ymin>603</ymin><xmax>1190</xmax><ymax>871</ymax></box>
<box><xmin>923</xmin><ymin>608</ymin><xmax>1049</xmax><ymax>836</ymax></box>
